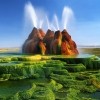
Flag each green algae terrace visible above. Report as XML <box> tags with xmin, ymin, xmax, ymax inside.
<box><xmin>0</xmin><ymin>53</ymin><xmax>100</xmax><ymax>100</ymax></box>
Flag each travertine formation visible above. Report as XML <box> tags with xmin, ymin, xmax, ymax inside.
<box><xmin>22</xmin><ymin>27</ymin><xmax>79</xmax><ymax>55</ymax></box>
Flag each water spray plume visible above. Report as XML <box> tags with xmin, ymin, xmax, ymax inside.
<box><xmin>23</xmin><ymin>3</ymin><xmax>79</xmax><ymax>56</ymax></box>
<box><xmin>50</xmin><ymin>24</ymin><xmax>56</xmax><ymax>31</ymax></box>
<box><xmin>25</xmin><ymin>2</ymin><xmax>37</xmax><ymax>27</ymax></box>
<box><xmin>62</xmin><ymin>7</ymin><xmax>74</xmax><ymax>29</ymax></box>
<box><xmin>46</xmin><ymin>16</ymin><xmax>50</xmax><ymax>29</ymax></box>
<box><xmin>54</xmin><ymin>14</ymin><xmax>59</xmax><ymax>30</ymax></box>
<box><xmin>24</xmin><ymin>2</ymin><xmax>74</xmax><ymax>31</ymax></box>
<box><xmin>39</xmin><ymin>20</ymin><xmax>43</xmax><ymax>28</ymax></box>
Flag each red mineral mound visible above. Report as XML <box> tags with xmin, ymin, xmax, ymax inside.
<box><xmin>39</xmin><ymin>28</ymin><xmax>45</xmax><ymax>39</ymax></box>
<box><xmin>22</xmin><ymin>27</ymin><xmax>79</xmax><ymax>55</ymax></box>
<box><xmin>43</xmin><ymin>29</ymin><xmax>54</xmax><ymax>54</ymax></box>
<box><xmin>61</xmin><ymin>29</ymin><xmax>79</xmax><ymax>55</ymax></box>
<box><xmin>22</xmin><ymin>27</ymin><xmax>46</xmax><ymax>55</ymax></box>
<box><xmin>51</xmin><ymin>30</ymin><xmax>62</xmax><ymax>54</ymax></box>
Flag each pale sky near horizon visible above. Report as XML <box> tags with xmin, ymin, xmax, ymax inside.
<box><xmin>0</xmin><ymin>0</ymin><xmax>100</xmax><ymax>48</ymax></box>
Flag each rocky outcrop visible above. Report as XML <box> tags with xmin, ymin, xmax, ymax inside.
<box><xmin>22</xmin><ymin>27</ymin><xmax>46</xmax><ymax>55</ymax></box>
<box><xmin>39</xmin><ymin>29</ymin><xmax>45</xmax><ymax>39</ymax></box>
<box><xmin>51</xmin><ymin>30</ymin><xmax>62</xmax><ymax>54</ymax></box>
<box><xmin>61</xmin><ymin>29</ymin><xmax>79</xmax><ymax>55</ymax></box>
<box><xmin>43</xmin><ymin>29</ymin><xmax>54</xmax><ymax>54</ymax></box>
<box><xmin>22</xmin><ymin>27</ymin><xmax>79</xmax><ymax>55</ymax></box>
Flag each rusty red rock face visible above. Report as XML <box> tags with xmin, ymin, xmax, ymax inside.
<box><xmin>61</xmin><ymin>29</ymin><xmax>79</xmax><ymax>55</ymax></box>
<box><xmin>38</xmin><ymin>29</ymin><xmax>45</xmax><ymax>39</ymax></box>
<box><xmin>22</xmin><ymin>27</ymin><xmax>79</xmax><ymax>55</ymax></box>
<box><xmin>43</xmin><ymin>29</ymin><xmax>54</xmax><ymax>54</ymax></box>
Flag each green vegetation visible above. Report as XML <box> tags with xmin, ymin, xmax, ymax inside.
<box><xmin>32</xmin><ymin>87</ymin><xmax>55</xmax><ymax>100</ymax></box>
<box><xmin>0</xmin><ymin>53</ymin><xmax>100</xmax><ymax>100</ymax></box>
<box><xmin>64</xmin><ymin>64</ymin><xmax>86</xmax><ymax>72</ymax></box>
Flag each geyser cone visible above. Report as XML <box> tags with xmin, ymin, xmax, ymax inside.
<box><xmin>50</xmin><ymin>30</ymin><xmax>62</xmax><ymax>54</ymax></box>
<box><xmin>54</xmin><ymin>30</ymin><xmax>62</xmax><ymax>39</ymax></box>
<box><xmin>62</xmin><ymin>29</ymin><xmax>71</xmax><ymax>41</ymax></box>
<box><xmin>22</xmin><ymin>27</ymin><xmax>46</xmax><ymax>54</ymax></box>
<box><xmin>45</xmin><ymin>29</ymin><xmax>54</xmax><ymax>38</ymax></box>
<box><xmin>28</xmin><ymin>27</ymin><xmax>43</xmax><ymax>40</ymax></box>
<box><xmin>22</xmin><ymin>27</ymin><xmax>78</xmax><ymax>55</ymax></box>
<box><xmin>28</xmin><ymin>27</ymin><xmax>38</xmax><ymax>39</ymax></box>
<box><xmin>61</xmin><ymin>29</ymin><xmax>79</xmax><ymax>55</ymax></box>
<box><xmin>38</xmin><ymin>28</ymin><xmax>45</xmax><ymax>39</ymax></box>
<box><xmin>43</xmin><ymin>29</ymin><xmax>54</xmax><ymax>54</ymax></box>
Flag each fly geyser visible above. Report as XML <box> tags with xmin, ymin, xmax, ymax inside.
<box><xmin>22</xmin><ymin>27</ymin><xmax>79</xmax><ymax>55</ymax></box>
<box><xmin>23</xmin><ymin>2</ymin><xmax>79</xmax><ymax>55</ymax></box>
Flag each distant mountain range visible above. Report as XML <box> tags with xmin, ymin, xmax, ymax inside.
<box><xmin>78</xmin><ymin>45</ymin><xmax>100</xmax><ymax>48</ymax></box>
<box><xmin>0</xmin><ymin>47</ymin><xmax>20</xmax><ymax>53</ymax></box>
<box><xmin>1</xmin><ymin>45</ymin><xmax>100</xmax><ymax>49</ymax></box>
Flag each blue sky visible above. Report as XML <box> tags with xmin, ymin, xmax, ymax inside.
<box><xmin>0</xmin><ymin>0</ymin><xmax>100</xmax><ymax>47</ymax></box>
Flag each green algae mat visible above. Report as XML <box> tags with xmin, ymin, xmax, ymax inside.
<box><xmin>0</xmin><ymin>53</ymin><xmax>100</xmax><ymax>100</ymax></box>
